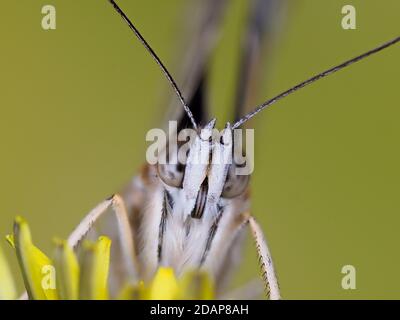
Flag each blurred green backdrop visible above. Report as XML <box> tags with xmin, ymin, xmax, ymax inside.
<box><xmin>0</xmin><ymin>0</ymin><xmax>399</xmax><ymax>299</ymax></box>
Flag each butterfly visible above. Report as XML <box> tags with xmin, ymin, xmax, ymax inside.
<box><xmin>63</xmin><ymin>0</ymin><xmax>399</xmax><ymax>300</ymax></box>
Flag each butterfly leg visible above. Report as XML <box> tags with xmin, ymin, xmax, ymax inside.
<box><xmin>18</xmin><ymin>195</ymin><xmax>138</xmax><ymax>299</ymax></box>
<box><xmin>67</xmin><ymin>194</ymin><xmax>138</xmax><ymax>284</ymax></box>
<box><xmin>68</xmin><ymin>195</ymin><xmax>134</xmax><ymax>254</ymax></box>
<box><xmin>108</xmin><ymin>194</ymin><xmax>138</xmax><ymax>279</ymax></box>
<box><xmin>220</xmin><ymin>277</ymin><xmax>264</xmax><ymax>300</ymax></box>
<box><xmin>247</xmin><ymin>215</ymin><xmax>281</xmax><ymax>300</ymax></box>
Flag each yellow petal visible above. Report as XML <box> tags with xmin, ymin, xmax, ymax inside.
<box><xmin>117</xmin><ymin>281</ymin><xmax>144</xmax><ymax>300</ymax></box>
<box><xmin>146</xmin><ymin>267</ymin><xmax>179</xmax><ymax>300</ymax></box>
<box><xmin>13</xmin><ymin>216</ymin><xmax>58</xmax><ymax>300</ymax></box>
<box><xmin>53</xmin><ymin>238</ymin><xmax>80</xmax><ymax>300</ymax></box>
<box><xmin>5</xmin><ymin>234</ymin><xmax>15</xmax><ymax>249</ymax></box>
<box><xmin>0</xmin><ymin>244</ymin><xmax>17</xmax><ymax>300</ymax></box>
<box><xmin>178</xmin><ymin>270</ymin><xmax>215</xmax><ymax>300</ymax></box>
<box><xmin>79</xmin><ymin>236</ymin><xmax>111</xmax><ymax>300</ymax></box>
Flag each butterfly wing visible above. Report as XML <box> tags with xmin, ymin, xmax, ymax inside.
<box><xmin>233</xmin><ymin>0</ymin><xmax>287</xmax><ymax>123</ymax></box>
<box><xmin>164</xmin><ymin>0</ymin><xmax>229</xmax><ymax>130</ymax></box>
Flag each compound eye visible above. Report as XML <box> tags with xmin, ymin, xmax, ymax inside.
<box><xmin>221</xmin><ymin>164</ymin><xmax>250</xmax><ymax>198</ymax></box>
<box><xmin>157</xmin><ymin>162</ymin><xmax>185</xmax><ymax>188</ymax></box>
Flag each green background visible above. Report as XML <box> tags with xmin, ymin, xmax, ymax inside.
<box><xmin>0</xmin><ymin>0</ymin><xmax>399</xmax><ymax>299</ymax></box>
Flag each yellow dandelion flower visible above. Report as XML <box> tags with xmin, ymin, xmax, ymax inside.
<box><xmin>0</xmin><ymin>217</ymin><xmax>215</xmax><ymax>300</ymax></box>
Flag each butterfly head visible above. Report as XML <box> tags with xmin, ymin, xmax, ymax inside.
<box><xmin>157</xmin><ymin>119</ymin><xmax>250</xmax><ymax>221</ymax></box>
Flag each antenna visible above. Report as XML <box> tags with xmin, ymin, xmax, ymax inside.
<box><xmin>108</xmin><ymin>0</ymin><xmax>198</xmax><ymax>130</ymax></box>
<box><xmin>232</xmin><ymin>36</ymin><xmax>400</xmax><ymax>129</ymax></box>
